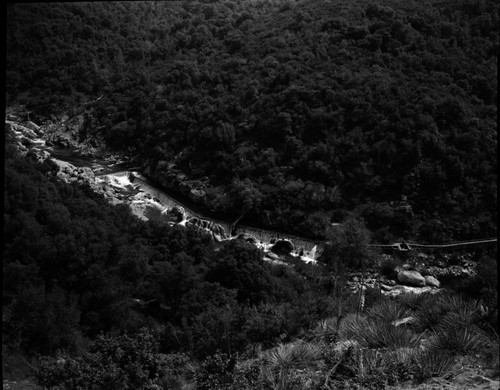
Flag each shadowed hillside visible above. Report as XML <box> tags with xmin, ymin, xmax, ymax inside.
<box><xmin>6</xmin><ymin>0</ymin><xmax>497</xmax><ymax>241</ymax></box>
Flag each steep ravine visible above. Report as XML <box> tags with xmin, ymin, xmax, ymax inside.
<box><xmin>6</xmin><ymin>111</ymin><xmax>323</xmax><ymax>263</ymax></box>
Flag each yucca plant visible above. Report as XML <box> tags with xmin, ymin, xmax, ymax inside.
<box><xmin>398</xmin><ymin>292</ymin><xmax>432</xmax><ymax>311</ymax></box>
<box><xmin>426</xmin><ymin>325</ymin><xmax>490</xmax><ymax>355</ymax></box>
<box><xmin>341</xmin><ymin>316</ymin><xmax>421</xmax><ymax>349</ymax></box>
<box><xmin>414</xmin><ymin>302</ymin><xmax>447</xmax><ymax>332</ymax></box>
<box><xmin>332</xmin><ymin>347</ymin><xmax>418</xmax><ymax>389</ymax></box>
<box><xmin>312</xmin><ymin>317</ymin><xmax>343</xmax><ymax>343</ymax></box>
<box><xmin>438</xmin><ymin>293</ymin><xmax>482</xmax><ymax>324</ymax></box>
<box><xmin>415</xmin><ymin>349</ymin><xmax>456</xmax><ymax>381</ymax></box>
<box><xmin>262</xmin><ymin>341</ymin><xmax>321</xmax><ymax>390</ymax></box>
<box><xmin>367</xmin><ymin>299</ymin><xmax>412</xmax><ymax>324</ymax></box>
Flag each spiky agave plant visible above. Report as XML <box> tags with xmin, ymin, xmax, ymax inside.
<box><xmin>426</xmin><ymin>325</ymin><xmax>491</xmax><ymax>355</ymax></box>
<box><xmin>367</xmin><ymin>299</ymin><xmax>412</xmax><ymax>324</ymax></box>
<box><xmin>340</xmin><ymin>315</ymin><xmax>421</xmax><ymax>349</ymax></box>
<box><xmin>262</xmin><ymin>341</ymin><xmax>321</xmax><ymax>390</ymax></box>
<box><xmin>438</xmin><ymin>293</ymin><xmax>482</xmax><ymax>324</ymax></box>
<box><xmin>312</xmin><ymin>316</ymin><xmax>343</xmax><ymax>343</ymax></box>
<box><xmin>415</xmin><ymin>349</ymin><xmax>456</xmax><ymax>381</ymax></box>
<box><xmin>398</xmin><ymin>291</ymin><xmax>433</xmax><ymax>311</ymax></box>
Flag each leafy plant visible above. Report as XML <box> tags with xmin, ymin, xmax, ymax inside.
<box><xmin>340</xmin><ymin>315</ymin><xmax>421</xmax><ymax>349</ymax></box>
<box><xmin>332</xmin><ymin>347</ymin><xmax>417</xmax><ymax>389</ymax></box>
<box><xmin>438</xmin><ymin>293</ymin><xmax>482</xmax><ymax>323</ymax></box>
<box><xmin>262</xmin><ymin>341</ymin><xmax>321</xmax><ymax>390</ymax></box>
<box><xmin>398</xmin><ymin>291</ymin><xmax>432</xmax><ymax>311</ymax></box>
<box><xmin>312</xmin><ymin>316</ymin><xmax>343</xmax><ymax>343</ymax></box>
<box><xmin>367</xmin><ymin>299</ymin><xmax>412</xmax><ymax>324</ymax></box>
<box><xmin>426</xmin><ymin>325</ymin><xmax>491</xmax><ymax>355</ymax></box>
<box><xmin>414</xmin><ymin>350</ymin><xmax>456</xmax><ymax>381</ymax></box>
<box><xmin>34</xmin><ymin>328</ymin><xmax>177</xmax><ymax>390</ymax></box>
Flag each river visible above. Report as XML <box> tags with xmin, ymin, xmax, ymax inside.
<box><xmin>8</xmin><ymin>118</ymin><xmax>323</xmax><ymax>263</ymax></box>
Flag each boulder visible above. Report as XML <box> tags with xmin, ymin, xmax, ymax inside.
<box><xmin>25</xmin><ymin>121</ymin><xmax>42</xmax><ymax>135</ymax></box>
<box><xmin>266</xmin><ymin>252</ymin><xmax>280</xmax><ymax>260</ymax></box>
<box><xmin>397</xmin><ymin>270</ymin><xmax>426</xmax><ymax>287</ymax></box>
<box><xmin>27</xmin><ymin>149</ymin><xmax>51</xmax><ymax>163</ymax></box>
<box><xmin>425</xmin><ymin>275</ymin><xmax>440</xmax><ymax>288</ymax></box>
<box><xmin>379</xmin><ymin>276</ymin><xmax>397</xmax><ymax>286</ymax></box>
<box><xmin>13</xmin><ymin>123</ymin><xmax>38</xmax><ymax>139</ymax></box>
<box><xmin>56</xmin><ymin>171</ymin><xmax>70</xmax><ymax>181</ymax></box>
<box><xmin>383</xmin><ymin>285</ymin><xmax>436</xmax><ymax>297</ymax></box>
<box><xmin>188</xmin><ymin>188</ymin><xmax>206</xmax><ymax>203</ymax></box>
<box><xmin>77</xmin><ymin>167</ymin><xmax>95</xmax><ymax>182</ymax></box>
<box><xmin>165</xmin><ymin>206</ymin><xmax>184</xmax><ymax>222</ymax></box>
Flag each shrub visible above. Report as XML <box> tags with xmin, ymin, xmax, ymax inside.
<box><xmin>414</xmin><ymin>350</ymin><xmax>456</xmax><ymax>381</ymax></box>
<box><xmin>34</xmin><ymin>328</ymin><xmax>176</xmax><ymax>390</ymax></box>
<box><xmin>426</xmin><ymin>325</ymin><xmax>491</xmax><ymax>355</ymax></box>
<box><xmin>262</xmin><ymin>341</ymin><xmax>322</xmax><ymax>390</ymax></box>
<box><xmin>194</xmin><ymin>351</ymin><xmax>264</xmax><ymax>390</ymax></box>
<box><xmin>398</xmin><ymin>292</ymin><xmax>432</xmax><ymax>311</ymax></box>
<box><xmin>332</xmin><ymin>347</ymin><xmax>417</xmax><ymax>389</ymax></box>
<box><xmin>367</xmin><ymin>299</ymin><xmax>411</xmax><ymax>324</ymax></box>
<box><xmin>438</xmin><ymin>293</ymin><xmax>482</xmax><ymax>322</ymax></box>
<box><xmin>312</xmin><ymin>316</ymin><xmax>342</xmax><ymax>343</ymax></box>
<box><xmin>194</xmin><ymin>352</ymin><xmax>237</xmax><ymax>390</ymax></box>
<box><xmin>413</xmin><ymin>294</ymin><xmax>447</xmax><ymax>332</ymax></box>
<box><xmin>340</xmin><ymin>316</ymin><xmax>421</xmax><ymax>349</ymax></box>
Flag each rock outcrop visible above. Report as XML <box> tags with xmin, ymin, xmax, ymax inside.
<box><xmin>385</xmin><ymin>285</ymin><xmax>436</xmax><ymax>297</ymax></box>
<box><xmin>188</xmin><ymin>188</ymin><xmax>206</xmax><ymax>203</ymax></box>
<box><xmin>397</xmin><ymin>270</ymin><xmax>426</xmax><ymax>287</ymax></box>
<box><xmin>424</xmin><ymin>275</ymin><xmax>440</xmax><ymax>288</ymax></box>
<box><xmin>27</xmin><ymin>149</ymin><xmax>51</xmax><ymax>163</ymax></box>
<box><xmin>53</xmin><ymin>159</ymin><xmax>96</xmax><ymax>186</ymax></box>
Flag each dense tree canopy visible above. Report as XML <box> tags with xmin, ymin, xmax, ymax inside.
<box><xmin>6</xmin><ymin>0</ymin><xmax>497</xmax><ymax>241</ymax></box>
<box><xmin>4</xmin><ymin>146</ymin><xmax>351</xmax><ymax>360</ymax></box>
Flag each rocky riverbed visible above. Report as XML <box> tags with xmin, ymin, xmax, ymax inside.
<box><xmin>6</xmin><ymin>110</ymin><xmax>322</xmax><ymax>263</ymax></box>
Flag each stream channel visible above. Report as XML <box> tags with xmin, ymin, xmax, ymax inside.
<box><xmin>46</xmin><ymin>144</ymin><xmax>324</xmax><ymax>263</ymax></box>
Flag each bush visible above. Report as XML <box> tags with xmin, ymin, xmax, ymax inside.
<box><xmin>262</xmin><ymin>342</ymin><xmax>322</xmax><ymax>390</ymax></box>
<box><xmin>194</xmin><ymin>351</ymin><xmax>264</xmax><ymax>390</ymax></box>
<box><xmin>332</xmin><ymin>347</ymin><xmax>416</xmax><ymax>389</ymax></box>
<box><xmin>426</xmin><ymin>325</ymin><xmax>491</xmax><ymax>355</ymax></box>
<box><xmin>34</xmin><ymin>328</ymin><xmax>177</xmax><ymax>390</ymax></box>
<box><xmin>414</xmin><ymin>350</ymin><xmax>456</xmax><ymax>381</ymax></box>
<box><xmin>438</xmin><ymin>293</ymin><xmax>482</xmax><ymax>324</ymax></box>
<box><xmin>398</xmin><ymin>292</ymin><xmax>432</xmax><ymax>311</ymax></box>
<box><xmin>367</xmin><ymin>299</ymin><xmax>411</xmax><ymax>324</ymax></box>
<box><xmin>340</xmin><ymin>315</ymin><xmax>421</xmax><ymax>349</ymax></box>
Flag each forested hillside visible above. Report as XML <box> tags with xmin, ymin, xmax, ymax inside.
<box><xmin>4</xmin><ymin>1</ymin><xmax>499</xmax><ymax>388</ymax></box>
<box><xmin>6</xmin><ymin>0</ymin><xmax>497</xmax><ymax>242</ymax></box>
<box><xmin>4</xmin><ymin>146</ymin><xmax>498</xmax><ymax>389</ymax></box>
<box><xmin>4</xmin><ymin>143</ymin><xmax>342</xmax><ymax>360</ymax></box>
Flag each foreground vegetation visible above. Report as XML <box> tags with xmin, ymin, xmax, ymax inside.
<box><xmin>4</xmin><ymin>145</ymin><xmax>498</xmax><ymax>389</ymax></box>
